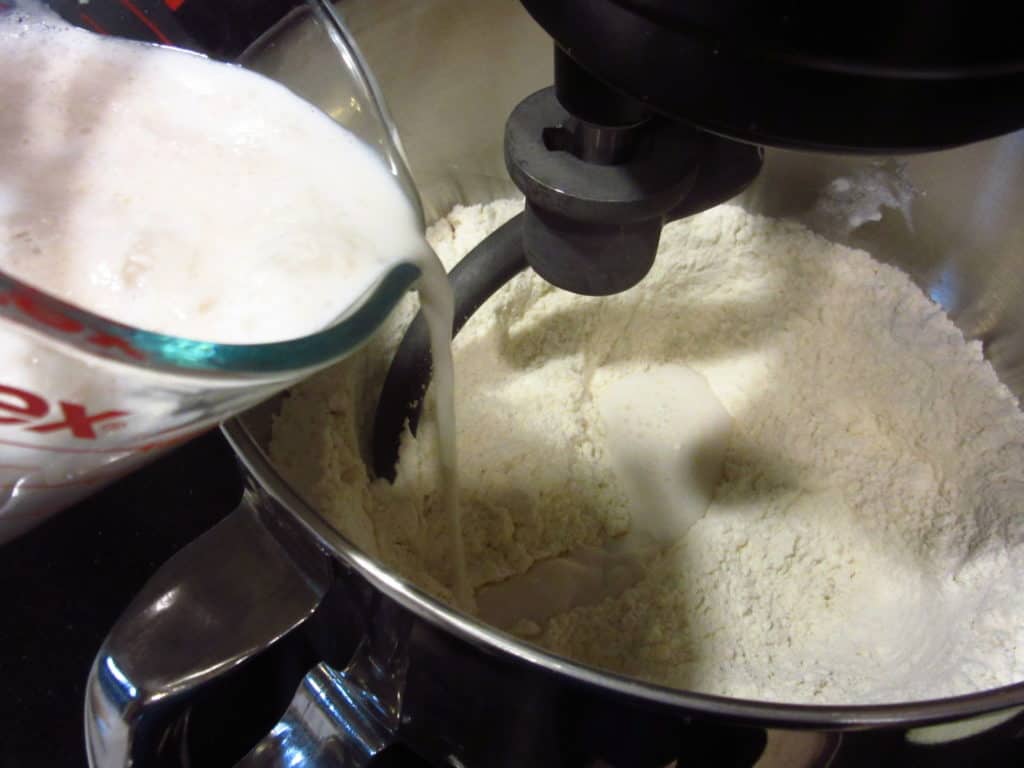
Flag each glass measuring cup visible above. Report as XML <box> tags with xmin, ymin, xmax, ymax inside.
<box><xmin>0</xmin><ymin>0</ymin><xmax>425</xmax><ymax>542</ymax></box>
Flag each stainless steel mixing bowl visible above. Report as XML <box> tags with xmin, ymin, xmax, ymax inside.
<box><xmin>85</xmin><ymin>1</ymin><xmax>1024</xmax><ymax>766</ymax></box>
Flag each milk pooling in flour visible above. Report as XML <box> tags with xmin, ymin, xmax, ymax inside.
<box><xmin>0</xmin><ymin>9</ymin><xmax>462</xmax><ymax>568</ymax></box>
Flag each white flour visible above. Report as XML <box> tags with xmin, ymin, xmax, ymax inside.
<box><xmin>271</xmin><ymin>200</ymin><xmax>1024</xmax><ymax>704</ymax></box>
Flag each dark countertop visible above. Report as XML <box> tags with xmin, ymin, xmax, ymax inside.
<box><xmin>0</xmin><ymin>431</ymin><xmax>242</xmax><ymax>768</ymax></box>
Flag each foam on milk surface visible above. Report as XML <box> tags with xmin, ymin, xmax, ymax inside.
<box><xmin>0</xmin><ymin>15</ymin><xmax>423</xmax><ymax>343</ymax></box>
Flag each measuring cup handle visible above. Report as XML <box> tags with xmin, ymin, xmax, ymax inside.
<box><xmin>84</xmin><ymin>490</ymin><xmax>335</xmax><ymax>768</ymax></box>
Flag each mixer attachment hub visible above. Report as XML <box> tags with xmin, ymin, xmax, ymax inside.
<box><xmin>506</xmin><ymin>87</ymin><xmax>701</xmax><ymax>296</ymax></box>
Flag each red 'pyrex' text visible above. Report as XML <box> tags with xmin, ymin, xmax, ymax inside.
<box><xmin>0</xmin><ymin>384</ymin><xmax>128</xmax><ymax>440</ymax></box>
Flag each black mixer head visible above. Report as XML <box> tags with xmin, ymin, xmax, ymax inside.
<box><xmin>519</xmin><ymin>0</ymin><xmax>1024</xmax><ymax>153</ymax></box>
<box><xmin>503</xmin><ymin>0</ymin><xmax>1024</xmax><ymax>297</ymax></box>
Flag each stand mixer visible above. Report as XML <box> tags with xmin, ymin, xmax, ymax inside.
<box><xmin>372</xmin><ymin>0</ymin><xmax>1024</xmax><ymax>477</ymax></box>
<box><xmin>39</xmin><ymin>1</ymin><xmax>1024</xmax><ymax>766</ymax></box>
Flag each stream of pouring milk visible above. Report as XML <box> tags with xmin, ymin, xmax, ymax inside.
<box><xmin>1</xmin><ymin>8</ymin><xmax>465</xmax><ymax>599</ymax></box>
<box><xmin>416</xmin><ymin>264</ymin><xmax>467</xmax><ymax>607</ymax></box>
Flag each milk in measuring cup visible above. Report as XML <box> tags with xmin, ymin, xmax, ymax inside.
<box><xmin>0</xmin><ymin>12</ymin><xmax>435</xmax><ymax>540</ymax></box>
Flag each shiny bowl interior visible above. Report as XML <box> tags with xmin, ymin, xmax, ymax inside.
<box><xmin>236</xmin><ymin>0</ymin><xmax>1024</xmax><ymax>723</ymax></box>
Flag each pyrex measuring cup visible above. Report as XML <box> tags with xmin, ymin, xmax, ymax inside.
<box><xmin>0</xmin><ymin>0</ymin><xmax>425</xmax><ymax>542</ymax></box>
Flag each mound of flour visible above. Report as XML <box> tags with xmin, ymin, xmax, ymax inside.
<box><xmin>270</xmin><ymin>200</ymin><xmax>1024</xmax><ymax>704</ymax></box>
